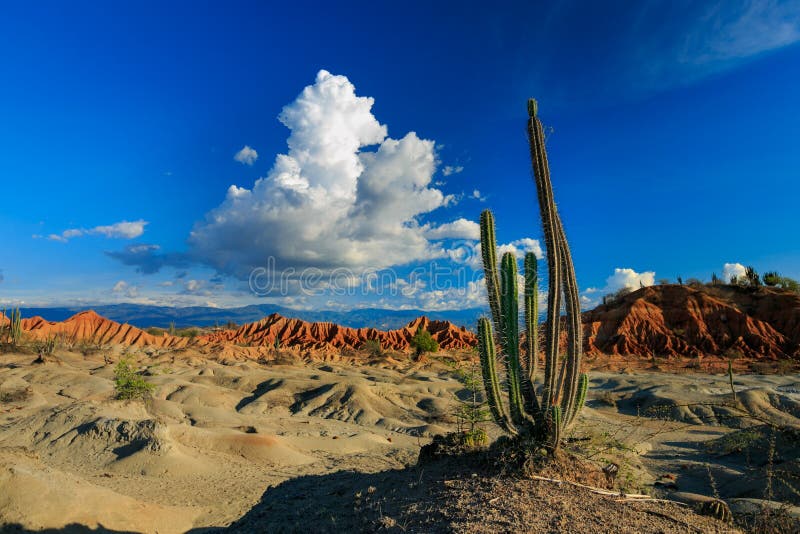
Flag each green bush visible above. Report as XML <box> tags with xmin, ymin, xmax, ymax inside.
<box><xmin>410</xmin><ymin>328</ymin><xmax>439</xmax><ymax>357</ymax></box>
<box><xmin>762</xmin><ymin>271</ymin><xmax>799</xmax><ymax>293</ymax></box>
<box><xmin>361</xmin><ymin>339</ymin><xmax>383</xmax><ymax>357</ymax></box>
<box><xmin>113</xmin><ymin>358</ymin><xmax>155</xmax><ymax>400</ymax></box>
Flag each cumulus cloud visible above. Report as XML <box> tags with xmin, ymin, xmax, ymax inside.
<box><xmin>603</xmin><ymin>268</ymin><xmax>656</xmax><ymax>292</ymax></box>
<box><xmin>189</xmin><ymin>70</ymin><xmax>465</xmax><ymax>278</ymax></box>
<box><xmin>45</xmin><ymin>220</ymin><xmax>148</xmax><ymax>242</ymax></box>
<box><xmin>723</xmin><ymin>262</ymin><xmax>747</xmax><ymax>283</ymax></box>
<box><xmin>442</xmin><ymin>165</ymin><xmax>464</xmax><ymax>176</ymax></box>
<box><xmin>424</xmin><ymin>218</ymin><xmax>480</xmax><ymax>240</ymax></box>
<box><xmin>498</xmin><ymin>238</ymin><xmax>544</xmax><ymax>261</ymax></box>
<box><xmin>580</xmin><ymin>267</ymin><xmax>655</xmax><ymax>309</ymax></box>
<box><xmin>234</xmin><ymin>145</ymin><xmax>258</xmax><ymax>165</ymax></box>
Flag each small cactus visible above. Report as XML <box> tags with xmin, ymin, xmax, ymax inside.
<box><xmin>6</xmin><ymin>308</ymin><xmax>22</xmax><ymax>346</ymax></box>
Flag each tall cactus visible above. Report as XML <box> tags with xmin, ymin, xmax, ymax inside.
<box><xmin>477</xmin><ymin>99</ymin><xmax>587</xmax><ymax>451</ymax></box>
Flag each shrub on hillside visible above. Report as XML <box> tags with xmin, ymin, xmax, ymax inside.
<box><xmin>410</xmin><ymin>328</ymin><xmax>439</xmax><ymax>357</ymax></box>
<box><xmin>114</xmin><ymin>358</ymin><xmax>155</xmax><ymax>400</ymax></box>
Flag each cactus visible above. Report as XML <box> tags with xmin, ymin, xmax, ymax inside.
<box><xmin>476</xmin><ymin>99</ymin><xmax>586</xmax><ymax>451</ymax></box>
<box><xmin>8</xmin><ymin>308</ymin><xmax>22</xmax><ymax>346</ymax></box>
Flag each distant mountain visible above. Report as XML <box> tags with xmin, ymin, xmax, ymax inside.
<box><xmin>17</xmin><ymin>303</ymin><xmax>486</xmax><ymax>331</ymax></box>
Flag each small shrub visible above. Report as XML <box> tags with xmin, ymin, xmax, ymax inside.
<box><xmin>113</xmin><ymin>358</ymin><xmax>156</xmax><ymax>400</ymax></box>
<box><xmin>453</xmin><ymin>359</ymin><xmax>490</xmax><ymax>441</ymax></box>
<box><xmin>595</xmin><ymin>390</ymin><xmax>618</xmax><ymax>407</ymax></box>
<box><xmin>410</xmin><ymin>328</ymin><xmax>438</xmax><ymax>357</ymax></box>
<box><xmin>361</xmin><ymin>339</ymin><xmax>383</xmax><ymax>357</ymax></box>
<box><xmin>175</xmin><ymin>328</ymin><xmax>199</xmax><ymax>339</ymax></box>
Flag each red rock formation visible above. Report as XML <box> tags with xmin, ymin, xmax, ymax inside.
<box><xmin>583</xmin><ymin>285</ymin><xmax>800</xmax><ymax>360</ymax></box>
<box><xmin>20</xmin><ymin>310</ymin><xmax>188</xmax><ymax>348</ymax></box>
<box><xmin>14</xmin><ymin>310</ymin><xmax>475</xmax><ymax>354</ymax></box>
<box><xmin>199</xmin><ymin>313</ymin><xmax>476</xmax><ymax>352</ymax></box>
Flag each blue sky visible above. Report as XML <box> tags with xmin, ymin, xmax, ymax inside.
<box><xmin>1</xmin><ymin>0</ymin><xmax>799</xmax><ymax>311</ymax></box>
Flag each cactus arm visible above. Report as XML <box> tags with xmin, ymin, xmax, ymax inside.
<box><xmin>480</xmin><ymin>210</ymin><xmax>504</xmax><ymax>340</ymax></box>
<box><xmin>556</xmin><ymin>219</ymin><xmax>584</xmax><ymax>424</ymax></box>
<box><xmin>477</xmin><ymin>317</ymin><xmax>515</xmax><ymax>434</ymax></box>
<box><xmin>523</xmin><ymin>252</ymin><xmax>539</xmax><ymax>382</ymax></box>
<box><xmin>500</xmin><ymin>252</ymin><xmax>528</xmax><ymax>427</ymax></box>
<box><xmin>567</xmin><ymin>372</ymin><xmax>588</xmax><ymax>426</ymax></box>
<box><xmin>527</xmin><ymin>100</ymin><xmax>563</xmax><ymax>414</ymax></box>
<box><xmin>549</xmin><ymin>405</ymin><xmax>562</xmax><ymax>450</ymax></box>
<box><xmin>522</xmin><ymin>251</ymin><xmax>540</xmax><ymax>414</ymax></box>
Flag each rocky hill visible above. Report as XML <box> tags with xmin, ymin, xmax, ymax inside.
<box><xmin>583</xmin><ymin>284</ymin><xmax>800</xmax><ymax>360</ymax></box>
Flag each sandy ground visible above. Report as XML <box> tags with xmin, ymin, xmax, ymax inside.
<box><xmin>0</xmin><ymin>350</ymin><xmax>798</xmax><ymax>532</ymax></box>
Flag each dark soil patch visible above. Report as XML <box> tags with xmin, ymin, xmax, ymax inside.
<box><xmin>227</xmin><ymin>448</ymin><xmax>739</xmax><ymax>533</ymax></box>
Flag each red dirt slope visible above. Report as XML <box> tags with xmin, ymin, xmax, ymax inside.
<box><xmin>583</xmin><ymin>285</ymin><xmax>800</xmax><ymax>360</ymax></box>
<box><xmin>18</xmin><ymin>310</ymin><xmax>189</xmax><ymax>348</ymax></box>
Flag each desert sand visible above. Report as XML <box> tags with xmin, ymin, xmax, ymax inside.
<box><xmin>1</xmin><ymin>345</ymin><xmax>798</xmax><ymax>533</ymax></box>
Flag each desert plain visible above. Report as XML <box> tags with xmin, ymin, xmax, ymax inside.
<box><xmin>1</xmin><ymin>333</ymin><xmax>798</xmax><ymax>533</ymax></box>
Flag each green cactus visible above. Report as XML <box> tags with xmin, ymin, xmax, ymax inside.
<box><xmin>479</xmin><ymin>210</ymin><xmax>503</xmax><ymax>340</ymax></box>
<box><xmin>550</xmin><ymin>405</ymin><xmax>562</xmax><ymax>449</ymax></box>
<box><xmin>476</xmin><ymin>99</ymin><xmax>587</xmax><ymax>452</ymax></box>
<box><xmin>8</xmin><ymin>308</ymin><xmax>22</xmax><ymax>346</ymax></box>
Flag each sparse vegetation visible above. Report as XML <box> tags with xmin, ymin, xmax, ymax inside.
<box><xmin>361</xmin><ymin>339</ymin><xmax>383</xmax><ymax>357</ymax></box>
<box><xmin>2</xmin><ymin>307</ymin><xmax>23</xmax><ymax>346</ymax></box>
<box><xmin>174</xmin><ymin>327</ymin><xmax>199</xmax><ymax>339</ymax></box>
<box><xmin>453</xmin><ymin>358</ymin><xmax>490</xmax><ymax>448</ymax></box>
<box><xmin>113</xmin><ymin>358</ymin><xmax>156</xmax><ymax>400</ymax></box>
<box><xmin>410</xmin><ymin>328</ymin><xmax>438</xmax><ymax>357</ymax></box>
<box><xmin>762</xmin><ymin>271</ymin><xmax>800</xmax><ymax>293</ymax></box>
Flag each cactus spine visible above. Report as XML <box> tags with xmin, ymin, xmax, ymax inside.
<box><xmin>477</xmin><ymin>99</ymin><xmax>587</xmax><ymax>451</ymax></box>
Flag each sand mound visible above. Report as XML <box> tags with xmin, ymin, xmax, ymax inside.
<box><xmin>0</xmin><ymin>450</ymin><xmax>198</xmax><ymax>533</ymax></box>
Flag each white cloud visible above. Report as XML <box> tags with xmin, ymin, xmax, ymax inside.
<box><xmin>189</xmin><ymin>70</ymin><xmax>468</xmax><ymax>278</ymax></box>
<box><xmin>45</xmin><ymin>220</ymin><xmax>148</xmax><ymax>242</ymax></box>
<box><xmin>185</xmin><ymin>279</ymin><xmax>202</xmax><ymax>292</ymax></box>
<box><xmin>424</xmin><ymin>218</ymin><xmax>480</xmax><ymax>240</ymax></box>
<box><xmin>90</xmin><ymin>220</ymin><xmax>148</xmax><ymax>239</ymax></box>
<box><xmin>470</xmin><ymin>189</ymin><xmax>486</xmax><ymax>201</ymax></box>
<box><xmin>685</xmin><ymin>1</ymin><xmax>800</xmax><ymax>64</ymax></box>
<box><xmin>581</xmin><ymin>267</ymin><xmax>655</xmax><ymax>309</ymax></box>
<box><xmin>112</xmin><ymin>281</ymin><xmax>128</xmax><ymax>292</ymax></box>
<box><xmin>498</xmin><ymin>238</ymin><xmax>544</xmax><ymax>261</ymax></box>
<box><xmin>442</xmin><ymin>165</ymin><xmax>464</xmax><ymax>176</ymax></box>
<box><xmin>111</xmin><ymin>280</ymin><xmax>138</xmax><ymax>298</ymax></box>
<box><xmin>723</xmin><ymin>262</ymin><xmax>747</xmax><ymax>282</ymax></box>
<box><xmin>234</xmin><ymin>145</ymin><xmax>259</xmax><ymax>166</ymax></box>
